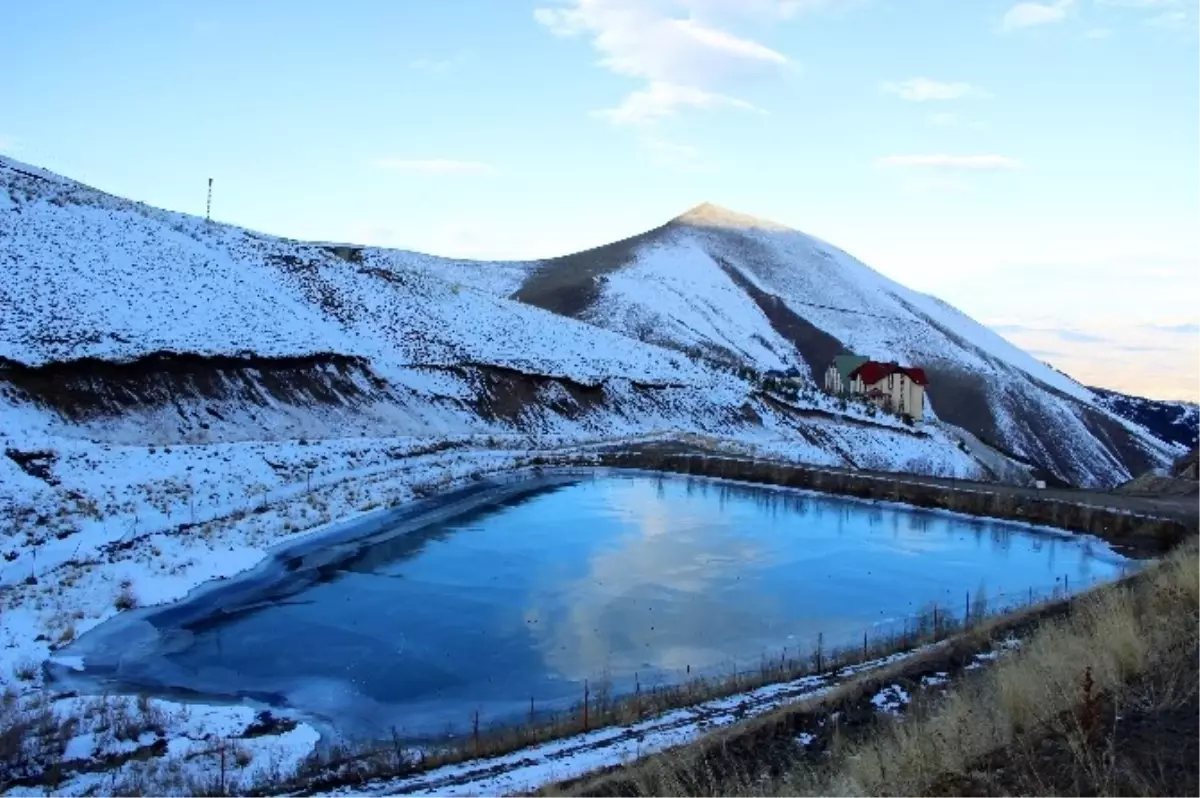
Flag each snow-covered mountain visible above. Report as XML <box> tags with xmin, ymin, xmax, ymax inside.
<box><xmin>0</xmin><ymin>157</ymin><xmax>1180</xmax><ymax>495</ymax></box>
<box><xmin>1088</xmin><ymin>386</ymin><xmax>1199</xmax><ymax>450</ymax></box>
<box><xmin>1</xmin><ymin>155</ymin><xmax>1188</xmax><ymax>794</ymax></box>
<box><xmin>510</xmin><ymin>202</ymin><xmax>1183</xmax><ymax>486</ymax></box>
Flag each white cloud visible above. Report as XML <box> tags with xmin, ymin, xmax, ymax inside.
<box><xmin>594</xmin><ymin>81</ymin><xmax>763</xmax><ymax>125</ymax></box>
<box><xmin>1095</xmin><ymin>0</ymin><xmax>1197</xmax><ymax>31</ymax></box>
<box><xmin>1000</xmin><ymin>0</ymin><xmax>1074</xmax><ymax>31</ymax></box>
<box><xmin>680</xmin><ymin>0</ymin><xmax>838</xmax><ymax>21</ymax></box>
<box><xmin>875</xmin><ymin>154</ymin><xmax>1023</xmax><ymax>170</ymax></box>
<box><xmin>881</xmin><ymin>78</ymin><xmax>989</xmax><ymax>101</ymax></box>
<box><xmin>535</xmin><ymin>0</ymin><xmax>791</xmax><ymax>86</ymax></box>
<box><xmin>1146</xmin><ymin>9</ymin><xmax>1189</xmax><ymax>26</ymax></box>
<box><xmin>372</xmin><ymin>158</ymin><xmax>493</xmax><ymax>174</ymax></box>
<box><xmin>535</xmin><ymin>0</ymin><xmax>813</xmax><ymax>125</ymax></box>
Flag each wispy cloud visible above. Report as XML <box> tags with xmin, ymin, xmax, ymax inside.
<box><xmin>1001</xmin><ymin>0</ymin><xmax>1074</xmax><ymax>31</ymax></box>
<box><xmin>1054</xmin><ymin>329</ymin><xmax>1107</xmax><ymax>343</ymax></box>
<box><xmin>987</xmin><ymin>316</ymin><xmax>1199</xmax><ymax>400</ymax></box>
<box><xmin>1097</xmin><ymin>0</ymin><xmax>1197</xmax><ymax>30</ymax></box>
<box><xmin>372</xmin><ymin>158</ymin><xmax>493</xmax><ymax>174</ymax></box>
<box><xmin>534</xmin><ymin>0</ymin><xmax>816</xmax><ymax>127</ymax></box>
<box><xmin>1143</xmin><ymin>322</ymin><xmax>1200</xmax><ymax>334</ymax></box>
<box><xmin>880</xmin><ymin>78</ymin><xmax>989</xmax><ymax>101</ymax></box>
<box><xmin>876</xmin><ymin>154</ymin><xmax>1023</xmax><ymax>171</ymax></box>
<box><xmin>991</xmin><ymin>323</ymin><xmax>1112</xmax><ymax>343</ymax></box>
<box><xmin>594</xmin><ymin>81</ymin><xmax>763</xmax><ymax>125</ymax></box>
<box><xmin>534</xmin><ymin>0</ymin><xmax>792</xmax><ymax>85</ymax></box>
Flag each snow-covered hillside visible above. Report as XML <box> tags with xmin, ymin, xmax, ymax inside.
<box><xmin>1</xmin><ymin>154</ymin><xmax>1014</xmax><ymax>544</ymax></box>
<box><xmin>1088</xmin><ymin>386</ymin><xmax>1198</xmax><ymax>450</ymax></box>
<box><xmin>510</xmin><ymin>203</ymin><xmax>1182</xmax><ymax>487</ymax></box>
<box><xmin>0</xmin><ymin>154</ymin><xmax>1185</xmax><ymax>794</ymax></box>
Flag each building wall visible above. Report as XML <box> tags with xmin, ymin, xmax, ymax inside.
<box><xmin>850</xmin><ymin>374</ymin><xmax>925</xmax><ymax>418</ymax></box>
<box><xmin>824</xmin><ymin>365</ymin><xmax>844</xmax><ymax>394</ymax></box>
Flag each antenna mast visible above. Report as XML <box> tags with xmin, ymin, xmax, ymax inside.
<box><xmin>206</xmin><ymin>178</ymin><xmax>213</xmax><ymax>223</ymax></box>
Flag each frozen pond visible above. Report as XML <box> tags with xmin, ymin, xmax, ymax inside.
<box><xmin>56</xmin><ymin>471</ymin><xmax>1131</xmax><ymax>741</ymax></box>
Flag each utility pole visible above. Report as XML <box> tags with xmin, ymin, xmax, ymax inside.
<box><xmin>206</xmin><ymin>177</ymin><xmax>213</xmax><ymax>223</ymax></box>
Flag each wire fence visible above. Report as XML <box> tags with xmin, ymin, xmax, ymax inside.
<box><xmin>414</xmin><ymin>567</ymin><xmax>1137</xmax><ymax>751</ymax></box>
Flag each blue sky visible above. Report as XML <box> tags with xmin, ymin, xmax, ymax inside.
<box><xmin>3</xmin><ymin>0</ymin><xmax>1197</xmax><ymax>399</ymax></box>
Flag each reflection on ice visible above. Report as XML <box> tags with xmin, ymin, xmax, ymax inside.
<box><xmin>54</xmin><ymin>471</ymin><xmax>1131</xmax><ymax>742</ymax></box>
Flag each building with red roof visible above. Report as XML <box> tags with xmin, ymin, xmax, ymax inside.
<box><xmin>838</xmin><ymin>358</ymin><xmax>928</xmax><ymax>419</ymax></box>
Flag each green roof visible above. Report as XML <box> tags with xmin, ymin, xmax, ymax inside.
<box><xmin>833</xmin><ymin>354</ymin><xmax>869</xmax><ymax>382</ymax></box>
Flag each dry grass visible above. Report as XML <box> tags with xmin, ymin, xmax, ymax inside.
<box><xmin>555</xmin><ymin>540</ymin><xmax>1199</xmax><ymax>797</ymax></box>
<box><xmin>808</xmin><ymin>540</ymin><xmax>1197</xmax><ymax>797</ymax></box>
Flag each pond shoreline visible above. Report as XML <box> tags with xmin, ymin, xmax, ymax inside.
<box><xmin>49</xmin><ymin>465</ymin><xmax>1135</xmax><ymax>755</ymax></box>
<box><xmin>10</xmin><ymin>439</ymin><xmax>1195</xmax><ymax>796</ymax></box>
<box><xmin>586</xmin><ymin>449</ymin><xmax>1196</xmax><ymax>557</ymax></box>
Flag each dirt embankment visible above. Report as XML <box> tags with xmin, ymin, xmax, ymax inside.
<box><xmin>0</xmin><ymin>351</ymin><xmax>388</xmax><ymax>420</ymax></box>
<box><xmin>0</xmin><ymin>351</ymin><xmax>708</xmax><ymax>439</ymax></box>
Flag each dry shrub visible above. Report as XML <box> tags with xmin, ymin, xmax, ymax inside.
<box><xmin>813</xmin><ymin>540</ymin><xmax>1199</xmax><ymax>797</ymax></box>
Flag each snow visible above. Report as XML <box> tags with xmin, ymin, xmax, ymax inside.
<box><xmin>314</xmin><ymin>648</ymin><xmax>926</xmax><ymax>797</ymax></box>
<box><xmin>1</xmin><ymin>155</ymin><xmax>1177</xmax><ymax>491</ymax></box>
<box><xmin>0</xmin><ymin>155</ymin><xmax>1175</xmax><ymax>794</ymax></box>
<box><xmin>590</xmin><ymin>234</ymin><xmax>804</xmax><ymax>373</ymax></box>
<box><xmin>0</xmin><ymin>156</ymin><xmax>700</xmax><ymax>388</ymax></box>
<box><xmin>869</xmin><ymin>684</ymin><xmax>910</xmax><ymax>715</ymax></box>
<box><xmin>920</xmin><ymin>671</ymin><xmax>950</xmax><ymax>688</ymax></box>
<box><xmin>560</xmin><ymin>207</ymin><xmax>1181</xmax><ymax>486</ymax></box>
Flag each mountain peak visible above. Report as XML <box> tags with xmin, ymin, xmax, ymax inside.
<box><xmin>671</xmin><ymin>202</ymin><xmax>793</xmax><ymax>232</ymax></box>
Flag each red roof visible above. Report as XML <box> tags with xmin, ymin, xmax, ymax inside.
<box><xmin>850</xmin><ymin>361</ymin><xmax>929</xmax><ymax>387</ymax></box>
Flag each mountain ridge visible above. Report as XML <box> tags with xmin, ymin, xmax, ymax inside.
<box><xmin>0</xmin><ymin>154</ymin><xmax>1182</xmax><ymax>490</ymax></box>
<box><xmin>505</xmin><ymin>195</ymin><xmax>1177</xmax><ymax>486</ymax></box>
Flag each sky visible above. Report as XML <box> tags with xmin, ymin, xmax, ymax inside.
<box><xmin>2</xmin><ymin>0</ymin><xmax>1197</xmax><ymax>400</ymax></box>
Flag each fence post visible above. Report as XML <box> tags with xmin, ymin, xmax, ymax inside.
<box><xmin>933</xmin><ymin>603</ymin><xmax>939</xmax><ymax>639</ymax></box>
<box><xmin>530</xmin><ymin>696</ymin><xmax>534</xmax><ymax>725</ymax></box>
<box><xmin>583</xmin><ymin>680</ymin><xmax>589</xmax><ymax>732</ymax></box>
<box><xmin>965</xmin><ymin>590</ymin><xmax>971</xmax><ymax>628</ymax></box>
<box><xmin>863</xmin><ymin>629</ymin><xmax>868</xmax><ymax>661</ymax></box>
<box><xmin>635</xmin><ymin>672</ymin><xmax>641</xmax><ymax>718</ymax></box>
<box><xmin>816</xmin><ymin>633</ymin><xmax>824</xmax><ymax>672</ymax></box>
<box><xmin>1065</xmin><ymin>573</ymin><xmax>1069</xmax><ymax>594</ymax></box>
<box><xmin>473</xmin><ymin>709</ymin><xmax>480</xmax><ymax>756</ymax></box>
